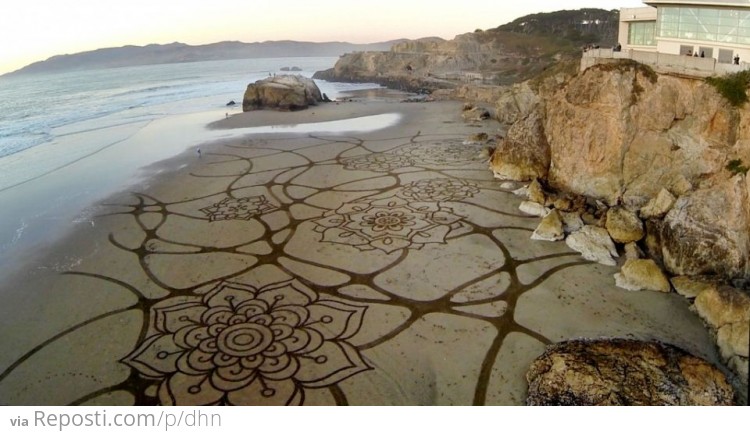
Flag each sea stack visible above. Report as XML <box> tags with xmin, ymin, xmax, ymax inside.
<box><xmin>242</xmin><ymin>74</ymin><xmax>324</xmax><ymax>112</ymax></box>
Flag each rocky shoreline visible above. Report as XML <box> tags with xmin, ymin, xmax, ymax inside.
<box><xmin>473</xmin><ymin>60</ymin><xmax>750</xmax><ymax>401</ymax></box>
<box><xmin>499</xmin><ymin>175</ymin><xmax>750</xmax><ymax>398</ymax></box>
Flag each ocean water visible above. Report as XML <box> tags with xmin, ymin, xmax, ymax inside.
<box><xmin>0</xmin><ymin>57</ymin><xmax>383</xmax><ymax>191</ymax></box>
<box><xmin>0</xmin><ymin>57</ymin><xmax>389</xmax><ymax>277</ymax></box>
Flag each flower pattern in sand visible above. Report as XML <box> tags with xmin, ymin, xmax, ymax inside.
<box><xmin>200</xmin><ymin>196</ymin><xmax>277</xmax><ymax>222</ymax></box>
<box><xmin>342</xmin><ymin>154</ymin><xmax>415</xmax><ymax>172</ymax></box>
<box><xmin>398</xmin><ymin>179</ymin><xmax>480</xmax><ymax>202</ymax></box>
<box><xmin>123</xmin><ymin>280</ymin><xmax>369</xmax><ymax>406</ymax></box>
<box><xmin>393</xmin><ymin>140</ymin><xmax>485</xmax><ymax>166</ymax></box>
<box><xmin>313</xmin><ymin>197</ymin><xmax>468</xmax><ymax>254</ymax></box>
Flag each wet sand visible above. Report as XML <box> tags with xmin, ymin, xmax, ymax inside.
<box><xmin>0</xmin><ymin>99</ymin><xmax>728</xmax><ymax>405</ymax></box>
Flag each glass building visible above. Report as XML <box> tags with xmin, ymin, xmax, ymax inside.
<box><xmin>619</xmin><ymin>1</ymin><xmax>750</xmax><ymax>63</ymax></box>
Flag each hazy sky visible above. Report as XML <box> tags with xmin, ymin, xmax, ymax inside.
<box><xmin>0</xmin><ymin>0</ymin><xmax>646</xmax><ymax>74</ymax></box>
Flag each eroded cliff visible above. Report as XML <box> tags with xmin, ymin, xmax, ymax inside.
<box><xmin>491</xmin><ymin>61</ymin><xmax>750</xmax><ymax>389</ymax></box>
<box><xmin>314</xmin><ymin>32</ymin><xmax>578</xmax><ymax>93</ymax></box>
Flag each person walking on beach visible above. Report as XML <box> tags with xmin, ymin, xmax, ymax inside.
<box><xmin>197</xmin><ymin>148</ymin><xmax>202</xmax><ymax>158</ymax></box>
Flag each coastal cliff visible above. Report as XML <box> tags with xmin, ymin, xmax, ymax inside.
<box><xmin>499</xmin><ymin>62</ymin><xmax>750</xmax><ymax>280</ymax></box>
<box><xmin>491</xmin><ymin>61</ymin><xmax>750</xmax><ymax>387</ymax></box>
<box><xmin>313</xmin><ymin>9</ymin><xmax>618</xmax><ymax>92</ymax></box>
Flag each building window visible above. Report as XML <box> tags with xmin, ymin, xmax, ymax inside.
<box><xmin>719</xmin><ymin>48</ymin><xmax>734</xmax><ymax>63</ymax></box>
<box><xmin>658</xmin><ymin>6</ymin><xmax>750</xmax><ymax>45</ymax></box>
<box><xmin>629</xmin><ymin>21</ymin><xmax>656</xmax><ymax>46</ymax></box>
<box><xmin>699</xmin><ymin>46</ymin><xmax>714</xmax><ymax>58</ymax></box>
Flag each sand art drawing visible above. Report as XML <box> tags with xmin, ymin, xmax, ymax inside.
<box><xmin>1</xmin><ymin>129</ymin><xmax>713</xmax><ymax>406</ymax></box>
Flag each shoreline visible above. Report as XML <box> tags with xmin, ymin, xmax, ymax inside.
<box><xmin>208</xmin><ymin>88</ymin><xmax>420</xmax><ymax>130</ymax></box>
<box><xmin>0</xmin><ymin>98</ymin><xmax>737</xmax><ymax>405</ymax></box>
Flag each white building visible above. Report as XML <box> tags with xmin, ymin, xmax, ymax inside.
<box><xmin>619</xmin><ymin>1</ymin><xmax>750</xmax><ymax>64</ymax></box>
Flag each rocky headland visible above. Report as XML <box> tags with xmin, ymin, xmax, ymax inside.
<box><xmin>313</xmin><ymin>9</ymin><xmax>617</xmax><ymax>94</ymax></box>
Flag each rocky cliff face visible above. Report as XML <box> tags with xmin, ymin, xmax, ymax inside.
<box><xmin>496</xmin><ymin>61</ymin><xmax>750</xmax><ymax>280</ymax></box>
<box><xmin>554</xmin><ymin>64</ymin><xmax>749</xmax><ymax>280</ymax></box>
<box><xmin>491</xmin><ymin>60</ymin><xmax>750</xmax><ymax>390</ymax></box>
<box><xmin>313</xmin><ymin>30</ymin><xmax>577</xmax><ymax>93</ymax></box>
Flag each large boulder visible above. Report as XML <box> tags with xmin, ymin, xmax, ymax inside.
<box><xmin>605</xmin><ymin>206</ymin><xmax>645</xmax><ymax>244</ymax></box>
<box><xmin>490</xmin><ymin>111</ymin><xmax>550</xmax><ymax>181</ymax></box>
<box><xmin>661</xmin><ymin>175</ymin><xmax>750</xmax><ymax>279</ymax></box>
<box><xmin>243</xmin><ymin>75</ymin><xmax>324</xmax><ymax>111</ymax></box>
<box><xmin>526</xmin><ymin>339</ymin><xmax>735</xmax><ymax>406</ymax></box>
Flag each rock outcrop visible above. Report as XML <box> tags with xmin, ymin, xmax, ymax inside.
<box><xmin>661</xmin><ymin>175</ymin><xmax>750</xmax><ymax>279</ymax></box>
<box><xmin>526</xmin><ymin>339</ymin><xmax>735</xmax><ymax>406</ymax></box>
<box><xmin>494</xmin><ymin>82</ymin><xmax>539</xmax><ymax>125</ymax></box>
<box><xmin>490</xmin><ymin>111</ymin><xmax>550</xmax><ymax>181</ymax></box>
<box><xmin>542</xmin><ymin>62</ymin><xmax>744</xmax><ymax>208</ymax></box>
<box><xmin>243</xmin><ymin>75</ymin><xmax>324</xmax><ymax>111</ymax></box>
<box><xmin>313</xmin><ymin>27</ymin><xmax>583</xmax><ymax>95</ymax></box>
<box><xmin>494</xmin><ymin>60</ymin><xmax>750</xmax><ymax>281</ymax></box>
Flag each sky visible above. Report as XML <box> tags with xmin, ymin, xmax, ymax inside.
<box><xmin>0</xmin><ymin>0</ymin><xmax>647</xmax><ymax>74</ymax></box>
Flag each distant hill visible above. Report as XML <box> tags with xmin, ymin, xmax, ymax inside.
<box><xmin>497</xmin><ymin>8</ymin><xmax>619</xmax><ymax>47</ymax></box>
<box><xmin>4</xmin><ymin>40</ymin><xmax>405</xmax><ymax>77</ymax></box>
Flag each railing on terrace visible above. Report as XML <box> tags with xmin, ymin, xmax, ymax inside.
<box><xmin>581</xmin><ymin>48</ymin><xmax>750</xmax><ymax>77</ymax></box>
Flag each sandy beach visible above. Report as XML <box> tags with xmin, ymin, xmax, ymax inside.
<box><xmin>0</xmin><ymin>97</ymin><xmax>728</xmax><ymax>405</ymax></box>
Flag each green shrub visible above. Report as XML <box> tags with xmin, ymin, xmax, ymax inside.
<box><xmin>706</xmin><ymin>70</ymin><xmax>750</xmax><ymax>107</ymax></box>
<box><xmin>725</xmin><ymin>159</ymin><xmax>749</xmax><ymax>175</ymax></box>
